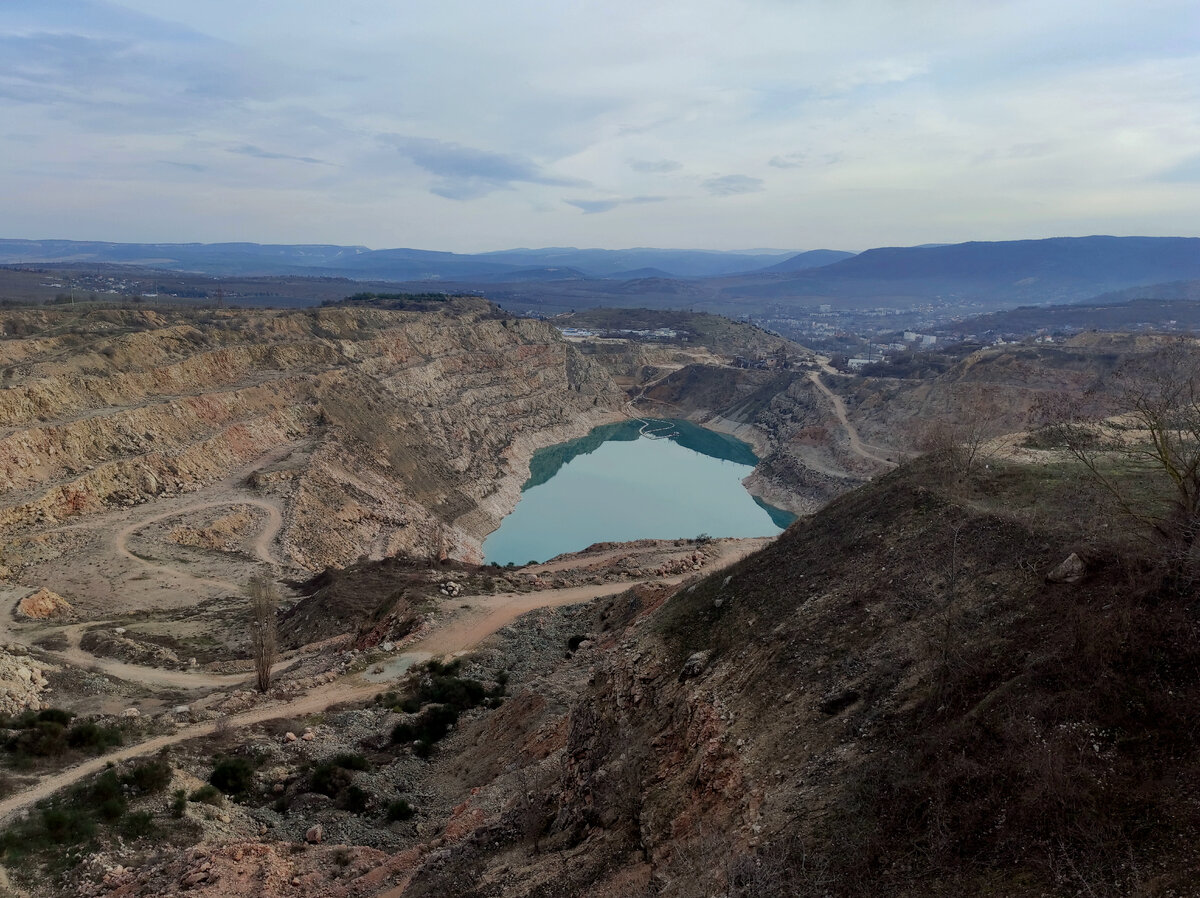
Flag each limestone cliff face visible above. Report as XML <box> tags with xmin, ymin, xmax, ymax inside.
<box><xmin>0</xmin><ymin>301</ymin><xmax>625</xmax><ymax>572</ymax></box>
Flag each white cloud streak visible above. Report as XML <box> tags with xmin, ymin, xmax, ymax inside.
<box><xmin>0</xmin><ymin>0</ymin><xmax>1196</xmax><ymax>250</ymax></box>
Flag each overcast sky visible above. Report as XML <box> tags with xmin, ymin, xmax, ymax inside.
<box><xmin>2</xmin><ymin>0</ymin><xmax>1198</xmax><ymax>252</ymax></box>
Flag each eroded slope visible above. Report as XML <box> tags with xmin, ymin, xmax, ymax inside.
<box><xmin>0</xmin><ymin>301</ymin><xmax>625</xmax><ymax>597</ymax></box>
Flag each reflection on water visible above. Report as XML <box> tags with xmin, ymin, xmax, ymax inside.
<box><xmin>484</xmin><ymin>419</ymin><xmax>795</xmax><ymax>566</ymax></box>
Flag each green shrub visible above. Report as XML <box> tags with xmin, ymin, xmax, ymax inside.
<box><xmin>122</xmin><ymin>758</ymin><xmax>171</xmax><ymax>795</ymax></box>
<box><xmin>36</xmin><ymin>708</ymin><xmax>74</xmax><ymax>727</ymax></box>
<box><xmin>209</xmin><ymin>757</ymin><xmax>255</xmax><ymax>797</ymax></box>
<box><xmin>329</xmin><ymin>752</ymin><xmax>369</xmax><ymax>771</ymax></box>
<box><xmin>89</xmin><ymin>770</ymin><xmax>122</xmax><ymax>804</ymax></box>
<box><xmin>171</xmin><ymin>789</ymin><xmax>187</xmax><ymax>818</ymax></box>
<box><xmin>388</xmin><ymin>660</ymin><xmax>507</xmax><ymax>753</ymax></box>
<box><xmin>7</xmin><ymin>720</ymin><xmax>68</xmax><ymax>760</ymax></box>
<box><xmin>340</xmin><ymin>784</ymin><xmax>370</xmax><ymax>814</ymax></box>
<box><xmin>386</xmin><ymin>798</ymin><xmax>415</xmax><ymax>822</ymax></box>
<box><xmin>120</xmin><ymin>811</ymin><xmax>156</xmax><ymax>840</ymax></box>
<box><xmin>189</xmin><ymin>784</ymin><xmax>224</xmax><ymax>806</ymax></box>
<box><xmin>41</xmin><ymin>807</ymin><xmax>95</xmax><ymax>845</ymax></box>
<box><xmin>97</xmin><ymin>796</ymin><xmax>126</xmax><ymax>823</ymax></box>
<box><xmin>66</xmin><ymin>721</ymin><xmax>124</xmax><ymax>753</ymax></box>
<box><xmin>310</xmin><ymin>753</ymin><xmax>371</xmax><ymax>798</ymax></box>
<box><xmin>311</xmin><ymin>762</ymin><xmax>354</xmax><ymax>798</ymax></box>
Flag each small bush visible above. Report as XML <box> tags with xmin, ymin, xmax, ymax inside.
<box><xmin>36</xmin><ymin>708</ymin><xmax>74</xmax><ymax>727</ymax></box>
<box><xmin>90</xmin><ymin>770</ymin><xmax>122</xmax><ymax>804</ymax></box>
<box><xmin>310</xmin><ymin>753</ymin><xmax>371</xmax><ymax>798</ymax></box>
<box><xmin>388</xmin><ymin>661</ymin><xmax>506</xmax><ymax>753</ymax></box>
<box><xmin>311</xmin><ymin>763</ymin><xmax>354</xmax><ymax>798</ymax></box>
<box><xmin>7</xmin><ymin>720</ymin><xmax>68</xmax><ymax>761</ymax></box>
<box><xmin>386</xmin><ymin>798</ymin><xmax>415</xmax><ymax>822</ymax></box>
<box><xmin>66</xmin><ymin>721</ymin><xmax>124</xmax><ymax>753</ymax></box>
<box><xmin>41</xmin><ymin>807</ymin><xmax>95</xmax><ymax>845</ymax></box>
<box><xmin>122</xmin><ymin>758</ymin><xmax>171</xmax><ymax>795</ymax></box>
<box><xmin>97</xmin><ymin>796</ymin><xmax>126</xmax><ymax>823</ymax></box>
<box><xmin>340</xmin><ymin>784</ymin><xmax>370</xmax><ymax>814</ymax></box>
<box><xmin>209</xmin><ymin>757</ymin><xmax>255</xmax><ymax>797</ymax></box>
<box><xmin>120</xmin><ymin>811</ymin><xmax>156</xmax><ymax>840</ymax></box>
<box><xmin>330</xmin><ymin>752</ymin><xmax>369</xmax><ymax>771</ymax></box>
<box><xmin>189</xmin><ymin>784</ymin><xmax>224</xmax><ymax>806</ymax></box>
<box><xmin>171</xmin><ymin>789</ymin><xmax>187</xmax><ymax>818</ymax></box>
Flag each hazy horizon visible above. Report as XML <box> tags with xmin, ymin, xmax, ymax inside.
<box><xmin>4</xmin><ymin>1</ymin><xmax>1198</xmax><ymax>253</ymax></box>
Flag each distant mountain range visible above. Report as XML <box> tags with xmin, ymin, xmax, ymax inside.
<box><xmin>2</xmin><ymin>235</ymin><xmax>1198</xmax><ymax>317</ymax></box>
<box><xmin>0</xmin><ymin>239</ymin><xmax>804</xmax><ymax>281</ymax></box>
<box><xmin>724</xmin><ymin>236</ymin><xmax>1200</xmax><ymax>308</ymax></box>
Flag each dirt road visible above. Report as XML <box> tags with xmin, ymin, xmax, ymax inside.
<box><xmin>0</xmin><ymin>538</ymin><xmax>766</xmax><ymax>823</ymax></box>
<box><xmin>808</xmin><ymin>368</ymin><xmax>897</xmax><ymax>468</ymax></box>
<box><xmin>0</xmin><ymin>679</ymin><xmax>381</xmax><ymax>823</ymax></box>
<box><xmin>114</xmin><ymin>496</ymin><xmax>285</xmax><ymax>591</ymax></box>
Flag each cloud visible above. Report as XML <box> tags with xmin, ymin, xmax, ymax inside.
<box><xmin>386</xmin><ymin>136</ymin><xmax>586</xmax><ymax>200</ymax></box>
<box><xmin>628</xmin><ymin>158</ymin><xmax>682</xmax><ymax>173</ymax></box>
<box><xmin>160</xmin><ymin>160</ymin><xmax>206</xmax><ymax>172</ymax></box>
<box><xmin>229</xmin><ymin>144</ymin><xmax>329</xmax><ymax>165</ymax></box>
<box><xmin>768</xmin><ymin>153</ymin><xmax>805</xmax><ymax>169</ymax></box>
<box><xmin>564</xmin><ymin>196</ymin><xmax>667</xmax><ymax>214</ymax></box>
<box><xmin>769</xmin><ymin>151</ymin><xmax>844</xmax><ymax>169</ymax></box>
<box><xmin>703</xmin><ymin>175</ymin><xmax>764</xmax><ymax>196</ymax></box>
<box><xmin>1157</xmin><ymin>154</ymin><xmax>1200</xmax><ymax>183</ymax></box>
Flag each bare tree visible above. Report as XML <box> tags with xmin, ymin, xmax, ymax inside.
<box><xmin>248</xmin><ymin>576</ymin><xmax>279</xmax><ymax>693</ymax></box>
<box><xmin>1062</xmin><ymin>339</ymin><xmax>1200</xmax><ymax>583</ymax></box>
<box><xmin>915</xmin><ymin>389</ymin><xmax>1007</xmax><ymax>488</ymax></box>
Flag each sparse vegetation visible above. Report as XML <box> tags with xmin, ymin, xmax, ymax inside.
<box><xmin>387</xmin><ymin>659</ymin><xmax>506</xmax><ymax>756</ymax></box>
<box><xmin>1060</xmin><ymin>340</ymin><xmax>1200</xmax><ymax>586</ymax></box>
<box><xmin>0</xmin><ymin>708</ymin><xmax>127</xmax><ymax>769</ymax></box>
<box><xmin>386</xmin><ymin>798</ymin><xmax>415</xmax><ymax>821</ymax></box>
<box><xmin>0</xmin><ymin>756</ymin><xmax>175</xmax><ymax>881</ymax></box>
<box><xmin>188</xmin><ymin>784</ymin><xmax>224</xmax><ymax>806</ymax></box>
<box><xmin>209</xmin><ymin>756</ymin><xmax>255</xmax><ymax>797</ymax></box>
<box><xmin>310</xmin><ymin>752</ymin><xmax>370</xmax><ymax>798</ymax></box>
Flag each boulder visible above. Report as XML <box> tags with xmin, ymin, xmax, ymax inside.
<box><xmin>679</xmin><ymin>651</ymin><xmax>711</xmax><ymax>681</ymax></box>
<box><xmin>305</xmin><ymin>824</ymin><xmax>323</xmax><ymax>844</ymax></box>
<box><xmin>1047</xmin><ymin>552</ymin><xmax>1086</xmax><ymax>584</ymax></box>
<box><xmin>16</xmin><ymin>588</ymin><xmax>73</xmax><ymax>620</ymax></box>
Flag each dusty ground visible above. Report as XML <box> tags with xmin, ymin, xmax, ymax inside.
<box><xmin>0</xmin><ymin>491</ymin><xmax>768</xmax><ymax>823</ymax></box>
<box><xmin>10</xmin><ymin>440</ymin><xmax>304</xmax><ymax>619</ymax></box>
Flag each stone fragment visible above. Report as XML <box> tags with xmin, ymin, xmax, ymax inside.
<box><xmin>305</xmin><ymin>824</ymin><xmax>323</xmax><ymax>844</ymax></box>
<box><xmin>16</xmin><ymin>588</ymin><xmax>73</xmax><ymax>620</ymax></box>
<box><xmin>679</xmin><ymin>651</ymin><xmax>710</xmax><ymax>681</ymax></box>
<box><xmin>1047</xmin><ymin>552</ymin><xmax>1086</xmax><ymax>584</ymax></box>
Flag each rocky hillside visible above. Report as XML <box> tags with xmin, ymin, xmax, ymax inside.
<box><xmin>56</xmin><ymin>449</ymin><xmax>1200</xmax><ymax>898</ymax></box>
<box><xmin>0</xmin><ymin>300</ymin><xmax>625</xmax><ymax>575</ymax></box>
<box><xmin>380</xmin><ymin>454</ymin><xmax>1200</xmax><ymax>897</ymax></box>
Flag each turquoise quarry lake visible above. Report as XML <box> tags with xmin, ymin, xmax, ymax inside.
<box><xmin>482</xmin><ymin>419</ymin><xmax>795</xmax><ymax>566</ymax></box>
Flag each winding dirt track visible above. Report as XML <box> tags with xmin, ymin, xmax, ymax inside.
<box><xmin>807</xmin><ymin>368</ymin><xmax>897</xmax><ymax>467</ymax></box>
<box><xmin>0</xmin><ymin>679</ymin><xmax>381</xmax><ymax>823</ymax></box>
<box><xmin>0</xmin><ymin>598</ymin><xmax>296</xmax><ymax>692</ymax></box>
<box><xmin>114</xmin><ymin>497</ymin><xmax>286</xmax><ymax>592</ymax></box>
<box><xmin>0</xmin><ymin>539</ymin><xmax>765</xmax><ymax>824</ymax></box>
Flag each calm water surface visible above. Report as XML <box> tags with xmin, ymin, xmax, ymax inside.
<box><xmin>483</xmin><ymin>419</ymin><xmax>795</xmax><ymax>565</ymax></box>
